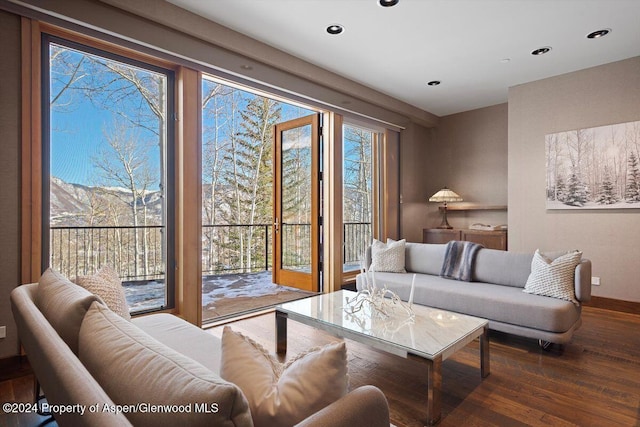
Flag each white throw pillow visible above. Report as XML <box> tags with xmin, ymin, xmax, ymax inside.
<box><xmin>523</xmin><ymin>250</ymin><xmax>582</xmax><ymax>304</ymax></box>
<box><xmin>369</xmin><ymin>238</ymin><xmax>406</xmax><ymax>273</ymax></box>
<box><xmin>220</xmin><ymin>326</ymin><xmax>348</xmax><ymax>427</ymax></box>
<box><xmin>75</xmin><ymin>265</ymin><xmax>131</xmax><ymax>320</ymax></box>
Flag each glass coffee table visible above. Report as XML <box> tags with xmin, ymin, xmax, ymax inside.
<box><xmin>275</xmin><ymin>290</ymin><xmax>490</xmax><ymax>426</ymax></box>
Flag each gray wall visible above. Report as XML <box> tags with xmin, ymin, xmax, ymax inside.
<box><xmin>401</xmin><ymin>103</ymin><xmax>508</xmax><ymax>242</ymax></box>
<box><xmin>431</xmin><ymin>104</ymin><xmax>508</xmax><ymax>229</ymax></box>
<box><xmin>404</xmin><ymin>57</ymin><xmax>640</xmax><ymax>303</ymax></box>
<box><xmin>509</xmin><ymin>56</ymin><xmax>640</xmax><ymax>302</ymax></box>
<box><xmin>0</xmin><ymin>9</ymin><xmax>22</xmax><ymax>358</ymax></box>
<box><xmin>399</xmin><ymin>122</ymin><xmax>435</xmax><ymax>243</ymax></box>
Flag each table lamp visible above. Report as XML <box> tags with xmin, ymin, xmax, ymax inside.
<box><xmin>429</xmin><ymin>187</ymin><xmax>463</xmax><ymax>229</ymax></box>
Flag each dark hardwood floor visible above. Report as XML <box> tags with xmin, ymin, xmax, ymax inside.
<box><xmin>209</xmin><ymin>306</ymin><xmax>640</xmax><ymax>427</ymax></box>
<box><xmin>0</xmin><ymin>373</ymin><xmax>56</xmax><ymax>427</ymax></box>
<box><xmin>1</xmin><ymin>306</ymin><xmax>638</xmax><ymax>426</ymax></box>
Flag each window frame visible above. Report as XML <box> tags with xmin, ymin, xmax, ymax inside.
<box><xmin>25</xmin><ymin>22</ymin><xmax>181</xmax><ymax>314</ymax></box>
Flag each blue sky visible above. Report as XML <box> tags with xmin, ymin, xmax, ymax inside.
<box><xmin>49</xmin><ymin>43</ymin><xmax>320</xmax><ymax>191</ymax></box>
<box><xmin>50</xmin><ymin>43</ymin><xmax>164</xmax><ymax>188</ymax></box>
<box><xmin>51</xmin><ymin>94</ymin><xmax>164</xmax><ymax>189</ymax></box>
<box><xmin>51</xmin><ymin>93</ymin><xmax>370</xmax><ymax>198</ymax></box>
<box><xmin>51</xmin><ymin>99</ymin><xmax>115</xmax><ymax>185</ymax></box>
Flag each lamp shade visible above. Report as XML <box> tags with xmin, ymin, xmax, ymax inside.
<box><xmin>429</xmin><ymin>188</ymin><xmax>463</xmax><ymax>203</ymax></box>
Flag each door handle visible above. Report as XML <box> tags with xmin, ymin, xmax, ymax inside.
<box><xmin>274</xmin><ymin>217</ymin><xmax>279</xmax><ymax>234</ymax></box>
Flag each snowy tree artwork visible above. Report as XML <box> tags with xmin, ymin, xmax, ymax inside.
<box><xmin>546</xmin><ymin>120</ymin><xmax>640</xmax><ymax>209</ymax></box>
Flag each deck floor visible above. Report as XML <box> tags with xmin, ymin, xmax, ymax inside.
<box><xmin>123</xmin><ymin>271</ymin><xmax>315</xmax><ymax>322</ymax></box>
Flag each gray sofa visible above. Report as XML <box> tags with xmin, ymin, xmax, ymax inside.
<box><xmin>11</xmin><ymin>272</ymin><xmax>390</xmax><ymax>427</ymax></box>
<box><xmin>356</xmin><ymin>242</ymin><xmax>592</xmax><ymax>345</ymax></box>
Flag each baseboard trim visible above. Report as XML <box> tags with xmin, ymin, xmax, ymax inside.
<box><xmin>583</xmin><ymin>296</ymin><xmax>640</xmax><ymax>315</ymax></box>
<box><xmin>0</xmin><ymin>354</ymin><xmax>31</xmax><ymax>381</ymax></box>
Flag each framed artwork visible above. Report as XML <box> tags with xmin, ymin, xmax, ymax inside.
<box><xmin>546</xmin><ymin>120</ymin><xmax>640</xmax><ymax>209</ymax></box>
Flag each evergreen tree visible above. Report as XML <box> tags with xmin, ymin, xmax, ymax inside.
<box><xmin>221</xmin><ymin>95</ymin><xmax>281</xmax><ymax>271</ymax></box>
<box><xmin>625</xmin><ymin>151</ymin><xmax>640</xmax><ymax>202</ymax></box>
<box><xmin>554</xmin><ymin>173</ymin><xmax>567</xmax><ymax>202</ymax></box>
<box><xmin>564</xmin><ymin>170</ymin><xmax>588</xmax><ymax>207</ymax></box>
<box><xmin>596</xmin><ymin>168</ymin><xmax>618</xmax><ymax>205</ymax></box>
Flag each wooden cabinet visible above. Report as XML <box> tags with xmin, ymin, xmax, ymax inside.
<box><xmin>423</xmin><ymin>228</ymin><xmax>508</xmax><ymax>250</ymax></box>
<box><xmin>461</xmin><ymin>229</ymin><xmax>508</xmax><ymax>250</ymax></box>
<box><xmin>422</xmin><ymin>229</ymin><xmax>459</xmax><ymax>245</ymax></box>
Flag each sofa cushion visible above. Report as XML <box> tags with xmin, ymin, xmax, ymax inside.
<box><xmin>523</xmin><ymin>250</ymin><xmax>582</xmax><ymax>304</ymax></box>
<box><xmin>75</xmin><ymin>265</ymin><xmax>131</xmax><ymax>320</ymax></box>
<box><xmin>220</xmin><ymin>326</ymin><xmax>348</xmax><ymax>427</ymax></box>
<box><xmin>404</xmin><ymin>243</ymin><xmax>446</xmax><ymax>276</ymax></box>
<box><xmin>35</xmin><ymin>268</ymin><xmax>101</xmax><ymax>354</ymax></box>
<box><xmin>79</xmin><ymin>302</ymin><xmax>252</xmax><ymax>427</ymax></box>
<box><xmin>369</xmin><ymin>239</ymin><xmax>406</xmax><ymax>273</ymax></box>
<box><xmin>473</xmin><ymin>249</ymin><xmax>534</xmax><ymax>287</ymax></box>
<box><xmin>133</xmin><ymin>313</ymin><xmax>223</xmax><ymax>375</ymax></box>
<box><xmin>357</xmin><ymin>272</ymin><xmax>580</xmax><ymax>333</ymax></box>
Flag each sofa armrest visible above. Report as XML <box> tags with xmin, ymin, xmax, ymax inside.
<box><xmin>295</xmin><ymin>385</ymin><xmax>389</xmax><ymax>427</ymax></box>
<box><xmin>575</xmin><ymin>259</ymin><xmax>592</xmax><ymax>303</ymax></box>
<box><xmin>11</xmin><ymin>284</ymin><xmax>132</xmax><ymax>427</ymax></box>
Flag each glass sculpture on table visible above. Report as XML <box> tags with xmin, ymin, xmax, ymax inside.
<box><xmin>344</xmin><ymin>264</ymin><xmax>415</xmax><ymax>320</ymax></box>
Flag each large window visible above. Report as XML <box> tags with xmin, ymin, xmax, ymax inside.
<box><xmin>43</xmin><ymin>35</ymin><xmax>175</xmax><ymax>313</ymax></box>
<box><xmin>24</xmin><ymin>21</ymin><xmax>397</xmax><ymax>324</ymax></box>
<box><xmin>343</xmin><ymin>123</ymin><xmax>378</xmax><ymax>273</ymax></box>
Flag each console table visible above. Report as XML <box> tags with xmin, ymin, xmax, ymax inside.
<box><xmin>423</xmin><ymin>228</ymin><xmax>508</xmax><ymax>250</ymax></box>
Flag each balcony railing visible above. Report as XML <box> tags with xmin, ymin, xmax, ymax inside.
<box><xmin>202</xmin><ymin>224</ymin><xmax>272</xmax><ymax>275</ymax></box>
<box><xmin>50</xmin><ymin>225</ymin><xmax>166</xmax><ymax>281</ymax></box>
<box><xmin>50</xmin><ymin>222</ymin><xmax>372</xmax><ymax>280</ymax></box>
<box><xmin>343</xmin><ymin>221</ymin><xmax>372</xmax><ymax>267</ymax></box>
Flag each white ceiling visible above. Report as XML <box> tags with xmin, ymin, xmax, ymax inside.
<box><xmin>167</xmin><ymin>0</ymin><xmax>640</xmax><ymax>117</ymax></box>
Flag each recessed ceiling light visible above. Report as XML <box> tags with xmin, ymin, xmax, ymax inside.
<box><xmin>379</xmin><ymin>0</ymin><xmax>399</xmax><ymax>7</ymax></box>
<box><xmin>587</xmin><ymin>28</ymin><xmax>611</xmax><ymax>39</ymax></box>
<box><xmin>240</xmin><ymin>65</ymin><xmax>253</xmax><ymax>71</ymax></box>
<box><xmin>531</xmin><ymin>46</ymin><xmax>552</xmax><ymax>56</ymax></box>
<box><xmin>427</xmin><ymin>80</ymin><xmax>441</xmax><ymax>86</ymax></box>
<box><xmin>326</xmin><ymin>24</ymin><xmax>344</xmax><ymax>35</ymax></box>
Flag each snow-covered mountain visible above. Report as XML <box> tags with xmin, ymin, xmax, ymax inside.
<box><xmin>50</xmin><ymin>177</ymin><xmax>164</xmax><ymax>226</ymax></box>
